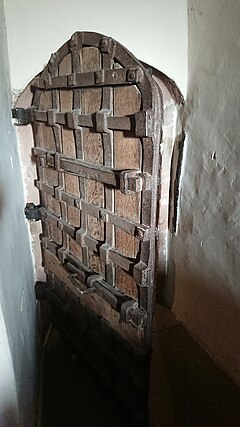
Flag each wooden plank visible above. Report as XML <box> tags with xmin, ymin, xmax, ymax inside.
<box><xmin>69</xmin><ymin>236</ymin><xmax>82</xmax><ymax>261</ymax></box>
<box><xmin>49</xmin><ymin>223</ymin><xmax>62</xmax><ymax>245</ymax></box>
<box><xmin>39</xmin><ymin>91</ymin><xmax>55</xmax><ymax>151</ymax></box>
<box><xmin>59</xmin><ymin>53</ymin><xmax>76</xmax><ymax>157</ymax></box>
<box><xmin>116</xmin><ymin>268</ymin><xmax>138</xmax><ymax>300</ymax></box>
<box><xmin>101</xmin><ymin>52</ymin><xmax>115</xmax><ymax>286</ymax></box>
<box><xmin>114</xmin><ymin>68</ymin><xmax>142</xmax><ymax>298</ymax></box>
<box><xmin>67</xmin><ymin>206</ymin><xmax>80</xmax><ymax>228</ymax></box>
<box><xmin>80</xmin><ymin>47</ymin><xmax>104</xmax><ymax>273</ymax></box>
<box><xmin>45</xmin><ymin>193</ymin><xmax>61</xmax><ymax>217</ymax></box>
<box><xmin>114</xmin><ymin>227</ymin><xmax>138</xmax><ymax>258</ymax></box>
<box><xmin>58</xmin><ymin>54</ymin><xmax>81</xmax><ymax>252</ymax></box>
<box><xmin>44</xmin><ymin>167</ymin><xmax>59</xmax><ymax>187</ymax></box>
<box><xmin>87</xmin><ymin>250</ymin><xmax>104</xmax><ymax>275</ymax></box>
<box><xmin>37</xmin><ymin>89</ymin><xmax>56</xmax><ymax>241</ymax></box>
<box><xmin>64</xmin><ymin>173</ymin><xmax>80</xmax><ymax>197</ymax></box>
<box><xmin>58</xmin><ymin>53</ymin><xmax>79</xmax><ymax>256</ymax></box>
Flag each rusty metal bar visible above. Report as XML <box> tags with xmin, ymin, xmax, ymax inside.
<box><xmin>59</xmin><ymin>156</ymin><xmax>119</xmax><ymax>186</ymax></box>
<box><xmin>32</xmin><ymin>67</ymin><xmax>143</xmax><ymax>90</ymax></box>
<box><xmin>42</xmin><ymin>246</ymin><xmax>146</xmax><ymax>329</ymax></box>
<box><xmin>37</xmin><ymin>187</ymin><xmax>150</xmax><ymax>240</ymax></box>
<box><xmin>75</xmin><ymin>44</ymin><xmax>89</xmax><ymax>268</ymax></box>
<box><xmin>19</xmin><ymin>107</ymin><xmax>133</xmax><ymax>132</ymax></box>
<box><xmin>101</xmin><ymin>51</ymin><xmax>115</xmax><ymax>286</ymax></box>
<box><xmin>33</xmin><ymin>148</ymin><xmax>151</xmax><ymax>193</ymax></box>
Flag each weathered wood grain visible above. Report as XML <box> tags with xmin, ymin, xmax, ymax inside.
<box><xmin>58</xmin><ymin>54</ymin><xmax>80</xmax><ymax>254</ymax></box>
<box><xmin>81</xmin><ymin>47</ymin><xmax>104</xmax><ymax>271</ymax></box>
<box><xmin>114</xmin><ymin>72</ymin><xmax>141</xmax><ymax>299</ymax></box>
<box><xmin>31</xmin><ymin>35</ymin><xmax>160</xmax><ymax>356</ymax></box>
<box><xmin>39</xmin><ymin>91</ymin><xmax>55</xmax><ymax>151</ymax></box>
<box><xmin>116</xmin><ymin>268</ymin><xmax>138</xmax><ymax>300</ymax></box>
<box><xmin>30</xmin><ymin>34</ymin><xmax>163</xmax><ymax>425</ymax></box>
<box><xmin>68</xmin><ymin>236</ymin><xmax>82</xmax><ymax>261</ymax></box>
<box><xmin>44</xmin><ymin>168</ymin><xmax>59</xmax><ymax>187</ymax></box>
<box><xmin>43</xmin><ymin>248</ymin><xmax>143</xmax><ymax>348</ymax></box>
<box><xmin>59</xmin><ymin>53</ymin><xmax>76</xmax><ymax>157</ymax></box>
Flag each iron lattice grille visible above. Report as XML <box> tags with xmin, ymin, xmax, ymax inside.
<box><xmin>28</xmin><ymin>32</ymin><xmax>162</xmax><ymax>351</ymax></box>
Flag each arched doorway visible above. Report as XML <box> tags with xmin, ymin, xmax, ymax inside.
<box><xmin>13</xmin><ymin>31</ymin><xmax>184</xmax><ymax>425</ymax></box>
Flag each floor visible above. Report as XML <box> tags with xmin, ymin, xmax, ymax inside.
<box><xmin>39</xmin><ymin>305</ymin><xmax>240</xmax><ymax>427</ymax></box>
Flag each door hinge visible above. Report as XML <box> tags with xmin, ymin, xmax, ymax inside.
<box><xmin>24</xmin><ymin>203</ymin><xmax>41</xmax><ymax>221</ymax></box>
<box><xmin>35</xmin><ymin>281</ymin><xmax>54</xmax><ymax>301</ymax></box>
<box><xmin>12</xmin><ymin>107</ymin><xmax>35</xmax><ymax>125</ymax></box>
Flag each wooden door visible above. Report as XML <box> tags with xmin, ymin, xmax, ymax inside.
<box><xmin>15</xmin><ymin>32</ymin><xmax>162</xmax><ymax>425</ymax></box>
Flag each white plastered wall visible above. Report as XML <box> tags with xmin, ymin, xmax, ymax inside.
<box><xmin>170</xmin><ymin>0</ymin><xmax>240</xmax><ymax>386</ymax></box>
<box><xmin>0</xmin><ymin>302</ymin><xmax>19</xmax><ymax>426</ymax></box>
<box><xmin>4</xmin><ymin>0</ymin><xmax>187</xmax><ymax>96</ymax></box>
<box><xmin>0</xmin><ymin>2</ymin><xmax>36</xmax><ymax>426</ymax></box>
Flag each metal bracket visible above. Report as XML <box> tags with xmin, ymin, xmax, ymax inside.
<box><xmin>95</xmin><ymin>109</ymin><xmax>111</xmax><ymax>133</ymax></box>
<box><xmin>35</xmin><ymin>281</ymin><xmax>54</xmax><ymax>301</ymax></box>
<box><xmin>120</xmin><ymin>300</ymin><xmax>147</xmax><ymax>328</ymax></box>
<box><xmin>24</xmin><ymin>203</ymin><xmax>42</xmax><ymax>221</ymax></box>
<box><xmin>12</xmin><ymin>107</ymin><xmax>35</xmax><ymax>125</ymax></box>
<box><xmin>99</xmin><ymin>37</ymin><xmax>116</xmax><ymax>56</ymax></box>
<box><xmin>119</xmin><ymin>171</ymin><xmax>152</xmax><ymax>194</ymax></box>
<box><xmin>119</xmin><ymin>170</ymin><xmax>142</xmax><ymax>194</ymax></box>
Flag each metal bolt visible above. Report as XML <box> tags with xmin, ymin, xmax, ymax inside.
<box><xmin>49</xmin><ymin>53</ymin><xmax>56</xmax><ymax>66</ymax></box>
<box><xmin>135</xmin><ymin>228</ymin><xmax>144</xmax><ymax>240</ymax></box>
<box><xmin>100</xmin><ymin>38</ymin><xmax>110</xmax><ymax>52</ymax></box>
<box><xmin>74</xmin><ymin>198</ymin><xmax>82</xmax><ymax>209</ymax></box>
<box><xmin>128</xmin><ymin>71</ymin><xmax>135</xmax><ymax>81</ymax></box>
<box><xmin>99</xmin><ymin>211</ymin><xmax>108</xmax><ymax>221</ymax></box>
<box><xmin>70</xmin><ymin>33</ymin><xmax>77</xmax><ymax>47</ymax></box>
<box><xmin>39</xmin><ymin>156</ymin><xmax>46</xmax><ymax>167</ymax></box>
<box><xmin>101</xmin><ymin>38</ymin><xmax>107</xmax><ymax>48</ymax></box>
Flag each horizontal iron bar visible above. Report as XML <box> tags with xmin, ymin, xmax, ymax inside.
<box><xmin>32</xmin><ymin>67</ymin><xmax>142</xmax><ymax>90</ymax></box>
<box><xmin>60</xmin><ymin>156</ymin><xmax>119</xmax><ymax>186</ymax></box>
<box><xmin>42</xmin><ymin>247</ymin><xmax>146</xmax><ymax>328</ymax></box>
<box><xmin>38</xmin><ymin>186</ymin><xmax>150</xmax><ymax>241</ymax></box>
<box><xmin>33</xmin><ymin>148</ymin><xmax>151</xmax><ymax>193</ymax></box>
<box><xmin>80</xmin><ymin>200</ymin><xmax>150</xmax><ymax>241</ymax></box>
<box><xmin>41</xmin><ymin>215</ymin><xmax>135</xmax><ymax>273</ymax></box>
<box><xmin>18</xmin><ymin>108</ymin><xmax>133</xmax><ymax>132</ymax></box>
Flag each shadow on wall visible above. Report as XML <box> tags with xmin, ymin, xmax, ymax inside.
<box><xmin>0</xmin><ymin>404</ymin><xmax>19</xmax><ymax>427</ymax></box>
<box><xmin>170</xmin><ymin>239</ymin><xmax>240</xmax><ymax>381</ymax></box>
